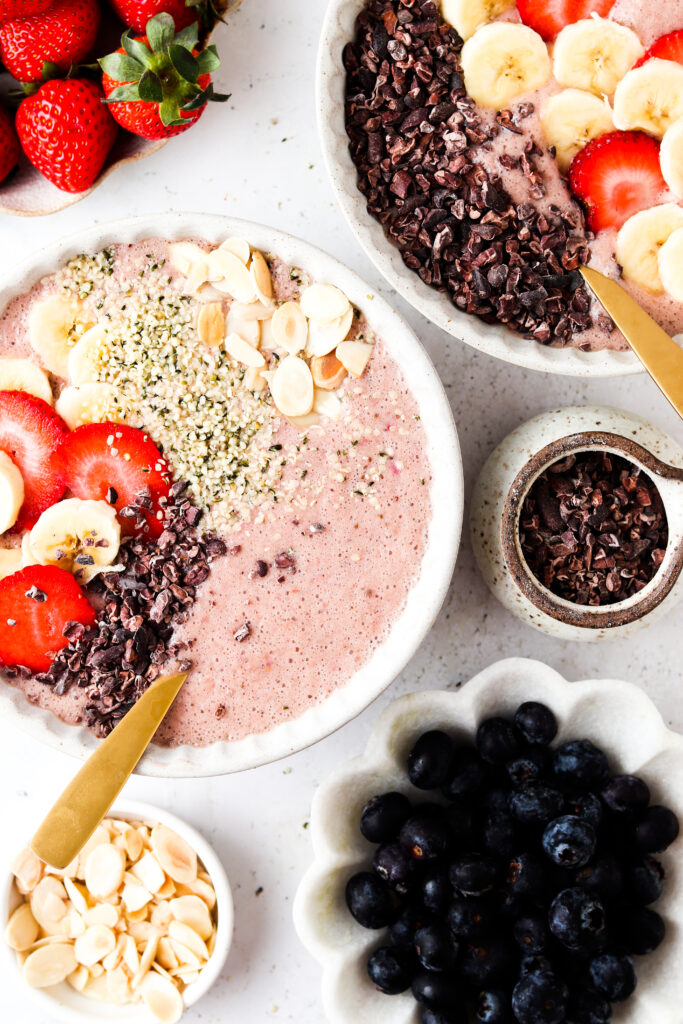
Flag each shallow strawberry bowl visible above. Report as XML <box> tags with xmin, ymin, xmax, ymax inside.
<box><xmin>293</xmin><ymin>657</ymin><xmax>683</xmax><ymax>1024</ymax></box>
<box><xmin>316</xmin><ymin>0</ymin><xmax>646</xmax><ymax>378</ymax></box>
<box><xmin>0</xmin><ymin>211</ymin><xmax>463</xmax><ymax>777</ymax></box>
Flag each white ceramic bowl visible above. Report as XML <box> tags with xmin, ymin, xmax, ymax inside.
<box><xmin>2</xmin><ymin>799</ymin><xmax>234</xmax><ymax>1024</ymax></box>
<box><xmin>0</xmin><ymin>212</ymin><xmax>462</xmax><ymax>777</ymax></box>
<box><xmin>316</xmin><ymin>0</ymin><xmax>642</xmax><ymax>378</ymax></box>
<box><xmin>294</xmin><ymin>656</ymin><xmax>683</xmax><ymax>1024</ymax></box>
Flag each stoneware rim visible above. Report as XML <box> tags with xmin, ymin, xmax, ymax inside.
<box><xmin>0</xmin><ymin>212</ymin><xmax>463</xmax><ymax>777</ymax></box>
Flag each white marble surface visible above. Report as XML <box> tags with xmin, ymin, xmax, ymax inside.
<box><xmin>1</xmin><ymin>1</ymin><xmax>682</xmax><ymax>1021</ymax></box>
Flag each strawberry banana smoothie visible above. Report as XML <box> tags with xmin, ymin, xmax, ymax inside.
<box><xmin>345</xmin><ymin>0</ymin><xmax>683</xmax><ymax>350</ymax></box>
<box><xmin>0</xmin><ymin>236</ymin><xmax>432</xmax><ymax>747</ymax></box>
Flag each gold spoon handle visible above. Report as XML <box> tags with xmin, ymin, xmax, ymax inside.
<box><xmin>31</xmin><ymin>672</ymin><xmax>188</xmax><ymax>869</ymax></box>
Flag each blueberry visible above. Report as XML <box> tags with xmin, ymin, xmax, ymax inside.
<box><xmin>505</xmin><ymin>852</ymin><xmax>548</xmax><ymax>899</ymax></box>
<box><xmin>400</xmin><ymin>810</ymin><xmax>451</xmax><ymax>862</ymax></box>
<box><xmin>442</xmin><ymin>747</ymin><xmax>488</xmax><ymax>802</ymax></box>
<box><xmin>483</xmin><ymin>787</ymin><xmax>512</xmax><ymax>814</ymax></box>
<box><xmin>574</xmin><ymin>855</ymin><xmax>623</xmax><ymax>902</ymax></box>
<box><xmin>367</xmin><ymin>945</ymin><xmax>413</xmax><ymax>994</ymax></box>
<box><xmin>372</xmin><ymin>842</ymin><xmax>414</xmax><ymax>893</ymax></box>
<box><xmin>565</xmin><ymin>792</ymin><xmax>604</xmax><ymax>830</ymax></box>
<box><xmin>414</xmin><ymin>923</ymin><xmax>458</xmax><ymax>972</ymax></box>
<box><xmin>476</xmin><ymin>717</ymin><xmax>519</xmax><ymax>765</ymax></box>
<box><xmin>512</xmin><ymin>973</ymin><xmax>568</xmax><ymax>1024</ymax></box>
<box><xmin>409</xmin><ymin>731</ymin><xmax>455</xmax><ymax>790</ymax></box>
<box><xmin>600</xmin><ymin>774</ymin><xmax>650</xmax><ymax>815</ymax></box>
<box><xmin>345</xmin><ymin>872</ymin><xmax>396</xmax><ymax>929</ymax></box>
<box><xmin>566</xmin><ymin>988</ymin><xmax>612</xmax><ymax>1024</ymax></box>
<box><xmin>548</xmin><ymin>887</ymin><xmax>607</xmax><ymax>953</ymax></box>
<box><xmin>360</xmin><ymin>792</ymin><xmax>412</xmax><ymax>843</ymax></box>
<box><xmin>482</xmin><ymin>811</ymin><xmax>517</xmax><ymax>858</ymax></box>
<box><xmin>389</xmin><ymin>903</ymin><xmax>430</xmax><ymax>949</ymax></box>
<box><xmin>552</xmin><ymin>741</ymin><xmax>609</xmax><ymax>789</ymax></box>
<box><xmin>513</xmin><ymin>914</ymin><xmax>547</xmax><ymax>954</ymax></box>
<box><xmin>419</xmin><ymin>866</ymin><xmax>452</xmax><ymax>914</ymax></box>
<box><xmin>617</xmin><ymin>905</ymin><xmax>665</xmax><ymax>955</ymax></box>
<box><xmin>444</xmin><ymin>801</ymin><xmax>476</xmax><ymax>847</ymax></box>
<box><xmin>477</xmin><ymin>989</ymin><xmax>513</xmax><ymax>1023</ymax></box>
<box><xmin>634</xmin><ymin>805</ymin><xmax>680</xmax><ymax>853</ymax></box>
<box><xmin>514</xmin><ymin>702</ymin><xmax>558</xmax><ymax>747</ymax></box>
<box><xmin>519</xmin><ymin>953</ymin><xmax>554</xmax><ymax>977</ymax></box>
<box><xmin>506</xmin><ymin>750</ymin><xmax>548</xmax><ymax>788</ymax></box>
<box><xmin>459</xmin><ymin>938</ymin><xmax>514</xmax><ymax>986</ymax></box>
<box><xmin>589</xmin><ymin>953</ymin><xmax>637</xmax><ymax>1001</ymax></box>
<box><xmin>450</xmin><ymin>854</ymin><xmax>498</xmax><ymax>897</ymax></box>
<box><xmin>447</xmin><ymin>895</ymin><xmax>494</xmax><ymax>941</ymax></box>
<box><xmin>542</xmin><ymin>816</ymin><xmax>596</xmax><ymax>868</ymax></box>
<box><xmin>509</xmin><ymin>784</ymin><xmax>565</xmax><ymax>826</ymax></box>
<box><xmin>625</xmin><ymin>856</ymin><xmax>664</xmax><ymax>904</ymax></box>
<box><xmin>412</xmin><ymin>970</ymin><xmax>462</xmax><ymax>1010</ymax></box>
<box><xmin>422</xmin><ymin>1009</ymin><xmax>468</xmax><ymax>1024</ymax></box>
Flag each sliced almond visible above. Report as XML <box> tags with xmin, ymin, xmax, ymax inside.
<box><xmin>226</xmin><ymin>306</ymin><xmax>261</xmax><ymax>348</ymax></box>
<box><xmin>208</xmin><ymin>250</ymin><xmax>257</xmax><ymax>303</ymax></box>
<box><xmin>74</xmin><ymin>924</ymin><xmax>116</xmax><ymax>967</ymax></box>
<box><xmin>260</xmin><ymin>316</ymin><xmax>276</xmax><ymax>350</ymax></box>
<box><xmin>151</xmin><ymin>826</ymin><xmax>197</xmax><ymax>885</ymax></box>
<box><xmin>169</xmin><ymin>895</ymin><xmax>213</xmax><ymax>941</ymax></box>
<box><xmin>128</xmin><ymin>920</ymin><xmax>160</xmax><ymax>947</ymax></box>
<box><xmin>122</xmin><ymin>933</ymin><xmax>140</xmax><ymax>974</ymax></box>
<box><xmin>224</xmin><ymin>332</ymin><xmax>266</xmax><ymax>368</ymax></box>
<box><xmin>150</xmin><ymin>900</ymin><xmax>173</xmax><ymax>932</ymax></box>
<box><xmin>44</xmin><ymin>855</ymin><xmax>79</xmax><ymax>880</ymax></box>
<box><xmin>156</xmin><ymin>936</ymin><xmax>179</xmax><ymax>971</ymax></box>
<box><xmin>11</xmin><ymin>846</ymin><xmax>43</xmax><ymax>893</ymax></box>
<box><xmin>250</xmin><ymin>250</ymin><xmax>274</xmax><ymax>305</ymax></box>
<box><xmin>23</xmin><ymin>942</ymin><xmax>77</xmax><ymax>988</ymax></box>
<box><xmin>85</xmin><ymin>843</ymin><xmax>125</xmax><ymax>899</ymax></box>
<box><xmin>63</xmin><ymin>878</ymin><xmax>90</xmax><ymax>916</ymax></box>
<box><xmin>313</xmin><ymin>388</ymin><xmax>342</xmax><ymax>421</ymax></box>
<box><xmin>306</xmin><ymin>306</ymin><xmax>354</xmax><ymax>357</ymax></box>
<box><xmin>271</xmin><ymin>301</ymin><xmax>308</xmax><ymax>355</ymax></box>
<box><xmin>67</xmin><ymin>964</ymin><xmax>89</xmax><ymax>992</ymax></box>
<box><xmin>89</xmin><ymin>961</ymin><xmax>104</xmax><ymax>978</ymax></box>
<box><xmin>124</xmin><ymin>827</ymin><xmax>144</xmax><ymax>863</ymax></box>
<box><xmin>65</xmin><ymin>910</ymin><xmax>86</xmax><ymax>939</ymax></box>
<box><xmin>167</xmin><ymin>938</ymin><xmax>202</xmax><ymax>969</ymax></box>
<box><xmin>207</xmin><ymin>929</ymin><xmax>217</xmax><ymax>956</ymax></box>
<box><xmin>169</xmin><ymin>966</ymin><xmax>200</xmax><ymax>984</ymax></box>
<box><xmin>106</xmin><ymin>964</ymin><xmax>132</xmax><ymax>1004</ymax></box>
<box><xmin>197</xmin><ymin>302</ymin><xmax>225</xmax><ymax>347</ymax></box>
<box><xmin>5</xmin><ymin>902</ymin><xmax>39</xmax><ymax>951</ymax></box>
<box><xmin>132</xmin><ymin>852</ymin><xmax>166</xmax><ymax>894</ymax></box>
<box><xmin>106</xmin><ymin>818</ymin><xmax>129</xmax><ymax>834</ymax></box>
<box><xmin>300</xmin><ymin>283</ymin><xmax>351</xmax><ymax>323</ymax></box>
<box><xmin>176</xmin><ymin>877</ymin><xmax>216</xmax><ymax>911</ymax></box>
<box><xmin>167</xmin><ymin>920</ymin><xmax>209</xmax><ymax>961</ymax></box>
<box><xmin>84</xmin><ymin>903</ymin><xmax>119</xmax><ymax>928</ymax></box>
<box><xmin>310</xmin><ymin>353</ymin><xmax>347</xmax><ymax>391</ymax></box>
<box><xmin>132</xmin><ymin>929</ymin><xmax>161</xmax><ymax>989</ymax></box>
<box><xmin>30</xmin><ymin>877</ymin><xmax>67</xmax><ymax>932</ymax></box>
<box><xmin>218</xmin><ymin>236</ymin><xmax>251</xmax><ymax>264</ymax></box>
<box><xmin>102</xmin><ymin>941</ymin><xmax>123</xmax><ymax>972</ymax></box>
<box><xmin>336</xmin><ymin>340</ymin><xmax>373</xmax><ymax>377</ymax></box>
<box><xmin>230</xmin><ymin>300</ymin><xmax>274</xmax><ymax>321</ymax></box>
<box><xmin>270</xmin><ymin>356</ymin><xmax>314</xmax><ymax>417</ymax></box>
<box><xmin>243</xmin><ymin>365</ymin><xmax>268</xmax><ymax>393</ymax></box>
<box><xmin>122</xmin><ymin>879</ymin><xmax>153</xmax><ymax>913</ymax></box>
<box><xmin>140</xmin><ymin>970</ymin><xmax>184</xmax><ymax>1024</ymax></box>
<box><xmin>168</xmin><ymin>242</ymin><xmax>209</xmax><ymax>277</ymax></box>
<box><xmin>286</xmin><ymin>411</ymin><xmax>322</xmax><ymax>431</ymax></box>
<box><xmin>156</xmin><ymin>876</ymin><xmax>177</xmax><ymax>900</ymax></box>
<box><xmin>76</xmin><ymin>824</ymin><xmax>110</xmax><ymax>880</ymax></box>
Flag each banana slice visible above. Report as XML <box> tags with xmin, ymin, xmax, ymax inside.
<box><xmin>0</xmin><ymin>357</ymin><xmax>53</xmax><ymax>405</ymax></box>
<box><xmin>541</xmin><ymin>89</ymin><xmax>614</xmax><ymax>172</ymax></box>
<box><xmin>616</xmin><ymin>204</ymin><xmax>683</xmax><ymax>292</ymax></box>
<box><xmin>658</xmin><ymin>227</ymin><xmax>683</xmax><ymax>302</ymax></box>
<box><xmin>67</xmin><ymin>323</ymin><xmax>110</xmax><ymax>385</ymax></box>
<box><xmin>613</xmin><ymin>59</ymin><xmax>683</xmax><ymax>138</ymax></box>
<box><xmin>439</xmin><ymin>0</ymin><xmax>515</xmax><ymax>42</ymax></box>
<box><xmin>28</xmin><ymin>295</ymin><xmax>94</xmax><ymax>378</ymax></box>
<box><xmin>56</xmin><ymin>383</ymin><xmax>122</xmax><ymax>431</ymax></box>
<box><xmin>461</xmin><ymin>22</ymin><xmax>551</xmax><ymax>110</ymax></box>
<box><xmin>0</xmin><ymin>450</ymin><xmax>24</xmax><ymax>535</ymax></box>
<box><xmin>29</xmin><ymin>497</ymin><xmax>121</xmax><ymax>583</ymax></box>
<box><xmin>553</xmin><ymin>18</ymin><xmax>644</xmax><ymax>97</ymax></box>
<box><xmin>0</xmin><ymin>545</ymin><xmax>22</xmax><ymax>579</ymax></box>
<box><xmin>660</xmin><ymin>119</ymin><xmax>683</xmax><ymax>199</ymax></box>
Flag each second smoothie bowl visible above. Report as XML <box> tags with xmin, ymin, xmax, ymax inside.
<box><xmin>0</xmin><ymin>213</ymin><xmax>462</xmax><ymax>776</ymax></box>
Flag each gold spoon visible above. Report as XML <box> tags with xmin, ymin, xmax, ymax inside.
<box><xmin>580</xmin><ymin>266</ymin><xmax>683</xmax><ymax>419</ymax></box>
<box><xmin>31</xmin><ymin>671</ymin><xmax>188</xmax><ymax>869</ymax></box>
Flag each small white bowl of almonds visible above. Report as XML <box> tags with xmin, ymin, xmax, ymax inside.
<box><xmin>2</xmin><ymin>800</ymin><xmax>233</xmax><ymax>1024</ymax></box>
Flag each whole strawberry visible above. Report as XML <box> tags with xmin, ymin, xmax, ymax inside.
<box><xmin>0</xmin><ymin>0</ymin><xmax>53</xmax><ymax>24</ymax></box>
<box><xmin>0</xmin><ymin>0</ymin><xmax>100</xmax><ymax>83</ymax></box>
<box><xmin>109</xmin><ymin>0</ymin><xmax>201</xmax><ymax>34</ymax></box>
<box><xmin>0</xmin><ymin>105</ymin><xmax>20</xmax><ymax>182</ymax></box>
<box><xmin>100</xmin><ymin>13</ymin><xmax>226</xmax><ymax>140</ymax></box>
<box><xmin>16</xmin><ymin>78</ymin><xmax>117</xmax><ymax>192</ymax></box>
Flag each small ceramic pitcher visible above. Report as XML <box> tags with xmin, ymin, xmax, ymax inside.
<box><xmin>471</xmin><ymin>406</ymin><xmax>683</xmax><ymax>641</ymax></box>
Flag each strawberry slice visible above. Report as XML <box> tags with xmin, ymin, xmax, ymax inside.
<box><xmin>569</xmin><ymin>130</ymin><xmax>667</xmax><ymax>232</ymax></box>
<box><xmin>634</xmin><ymin>30</ymin><xmax>683</xmax><ymax>68</ymax></box>
<box><xmin>59</xmin><ymin>422</ymin><xmax>172</xmax><ymax>538</ymax></box>
<box><xmin>517</xmin><ymin>0</ymin><xmax>615</xmax><ymax>41</ymax></box>
<box><xmin>0</xmin><ymin>565</ymin><xmax>96</xmax><ymax>673</ymax></box>
<box><xmin>0</xmin><ymin>390</ymin><xmax>67</xmax><ymax>531</ymax></box>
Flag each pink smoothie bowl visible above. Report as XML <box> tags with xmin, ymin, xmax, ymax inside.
<box><xmin>0</xmin><ymin>213</ymin><xmax>463</xmax><ymax>778</ymax></box>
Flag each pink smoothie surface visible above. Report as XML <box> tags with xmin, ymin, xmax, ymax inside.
<box><xmin>1</xmin><ymin>239</ymin><xmax>433</xmax><ymax>748</ymax></box>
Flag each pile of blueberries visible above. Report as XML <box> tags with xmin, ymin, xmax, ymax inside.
<box><xmin>345</xmin><ymin>701</ymin><xmax>679</xmax><ymax>1024</ymax></box>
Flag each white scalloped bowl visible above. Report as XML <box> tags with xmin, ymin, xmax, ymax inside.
<box><xmin>316</xmin><ymin>0</ymin><xmax>643</xmax><ymax>378</ymax></box>
<box><xmin>0</xmin><ymin>213</ymin><xmax>462</xmax><ymax>777</ymax></box>
<box><xmin>294</xmin><ymin>657</ymin><xmax>683</xmax><ymax>1024</ymax></box>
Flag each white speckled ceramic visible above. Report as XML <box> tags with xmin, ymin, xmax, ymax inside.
<box><xmin>2</xmin><ymin>799</ymin><xmax>233</xmax><ymax>1023</ymax></box>
<box><xmin>293</xmin><ymin>657</ymin><xmax>683</xmax><ymax>1024</ymax></box>
<box><xmin>0</xmin><ymin>213</ymin><xmax>462</xmax><ymax>777</ymax></box>
<box><xmin>315</xmin><ymin>0</ymin><xmax>644</xmax><ymax>378</ymax></box>
<box><xmin>470</xmin><ymin>407</ymin><xmax>683</xmax><ymax>641</ymax></box>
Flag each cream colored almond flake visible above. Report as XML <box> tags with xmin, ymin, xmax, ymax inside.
<box><xmin>250</xmin><ymin>250</ymin><xmax>274</xmax><ymax>305</ymax></box>
<box><xmin>224</xmin><ymin>332</ymin><xmax>266</xmax><ymax>368</ymax></box>
<box><xmin>150</xmin><ymin>900</ymin><xmax>173</xmax><ymax>932</ymax></box>
<box><xmin>311</xmin><ymin>353</ymin><xmax>347</xmax><ymax>391</ymax></box>
<box><xmin>67</xmin><ymin>964</ymin><xmax>89</xmax><ymax>992</ymax></box>
<box><xmin>243</xmin><ymin>365</ymin><xmax>268</xmax><ymax>393</ymax></box>
<box><xmin>89</xmin><ymin>961</ymin><xmax>104</xmax><ymax>978</ymax></box>
<box><xmin>226</xmin><ymin>307</ymin><xmax>261</xmax><ymax>348</ymax></box>
<box><xmin>122</xmin><ymin>827</ymin><xmax>143</xmax><ymax>863</ymax></box>
<box><xmin>122</xmin><ymin>880</ymin><xmax>153</xmax><ymax>913</ymax></box>
<box><xmin>168</xmin><ymin>242</ymin><xmax>209</xmax><ymax>277</ymax></box>
<box><xmin>271</xmin><ymin>301</ymin><xmax>308</xmax><ymax>355</ymax></box>
<box><xmin>197</xmin><ymin>302</ymin><xmax>226</xmax><ymax>347</ymax></box>
<box><xmin>5</xmin><ymin>903</ymin><xmax>39</xmax><ymax>951</ymax></box>
<box><xmin>169</xmin><ymin>895</ymin><xmax>213</xmax><ymax>941</ymax></box>
<box><xmin>133</xmin><ymin>852</ymin><xmax>166</xmax><ymax>894</ymax></box>
<box><xmin>106</xmin><ymin>964</ymin><xmax>132</xmax><ymax>1003</ymax></box>
<box><xmin>300</xmin><ymin>283</ymin><xmax>351</xmax><ymax>323</ymax></box>
<box><xmin>11</xmin><ymin>847</ymin><xmax>43</xmax><ymax>894</ymax></box>
<box><xmin>65</xmin><ymin>910</ymin><xmax>86</xmax><ymax>939</ymax></box>
<box><xmin>178</xmin><ymin>878</ymin><xmax>216</xmax><ymax>911</ymax></box>
<box><xmin>156</xmin><ymin>876</ymin><xmax>176</xmax><ymax>900</ymax></box>
<box><xmin>167</xmin><ymin>938</ymin><xmax>202</xmax><ymax>969</ymax></box>
<box><xmin>132</xmin><ymin>929</ymin><xmax>161</xmax><ymax>989</ymax></box>
<box><xmin>167</xmin><ymin>920</ymin><xmax>209</xmax><ymax>961</ymax></box>
<box><xmin>156</xmin><ymin>936</ymin><xmax>179</xmax><ymax>971</ymax></box>
<box><xmin>84</xmin><ymin>903</ymin><xmax>119</xmax><ymax>928</ymax></box>
<box><xmin>122</xmin><ymin>933</ymin><xmax>140</xmax><ymax>974</ymax></box>
<box><xmin>140</xmin><ymin>970</ymin><xmax>184</xmax><ymax>1024</ymax></box>
<box><xmin>85</xmin><ymin>843</ymin><xmax>125</xmax><ymax>900</ymax></box>
<box><xmin>270</xmin><ymin>355</ymin><xmax>314</xmax><ymax>417</ymax></box>
<box><xmin>218</xmin><ymin>236</ymin><xmax>251</xmax><ymax>264</ymax></box>
<box><xmin>336</xmin><ymin>340</ymin><xmax>373</xmax><ymax>377</ymax></box>
<box><xmin>286</xmin><ymin>411</ymin><xmax>322</xmax><ymax>431</ymax></box>
<box><xmin>313</xmin><ymin>388</ymin><xmax>342</xmax><ymax>421</ymax></box>
<box><xmin>125</xmin><ymin>904</ymin><xmax>150</xmax><ymax>923</ymax></box>
<box><xmin>230</xmin><ymin>299</ymin><xmax>274</xmax><ymax>320</ymax></box>
<box><xmin>30</xmin><ymin>878</ymin><xmax>67</xmax><ymax>932</ymax></box>
<box><xmin>76</xmin><ymin>825</ymin><xmax>110</xmax><ymax>880</ymax></box>
<box><xmin>305</xmin><ymin>306</ymin><xmax>354</xmax><ymax>357</ymax></box>
<box><xmin>23</xmin><ymin>942</ymin><xmax>77</xmax><ymax>988</ymax></box>
<box><xmin>208</xmin><ymin>249</ymin><xmax>257</xmax><ymax>302</ymax></box>
<box><xmin>74</xmin><ymin>924</ymin><xmax>116</xmax><ymax>967</ymax></box>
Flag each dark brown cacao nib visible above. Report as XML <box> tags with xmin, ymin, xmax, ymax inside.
<box><xmin>343</xmin><ymin>0</ymin><xmax>597</xmax><ymax>345</ymax></box>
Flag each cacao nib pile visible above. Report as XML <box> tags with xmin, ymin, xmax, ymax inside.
<box><xmin>14</xmin><ymin>482</ymin><xmax>226</xmax><ymax>736</ymax></box>
<box><xmin>519</xmin><ymin>452</ymin><xmax>668</xmax><ymax>606</ymax></box>
<box><xmin>344</xmin><ymin>0</ymin><xmax>599</xmax><ymax>345</ymax></box>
